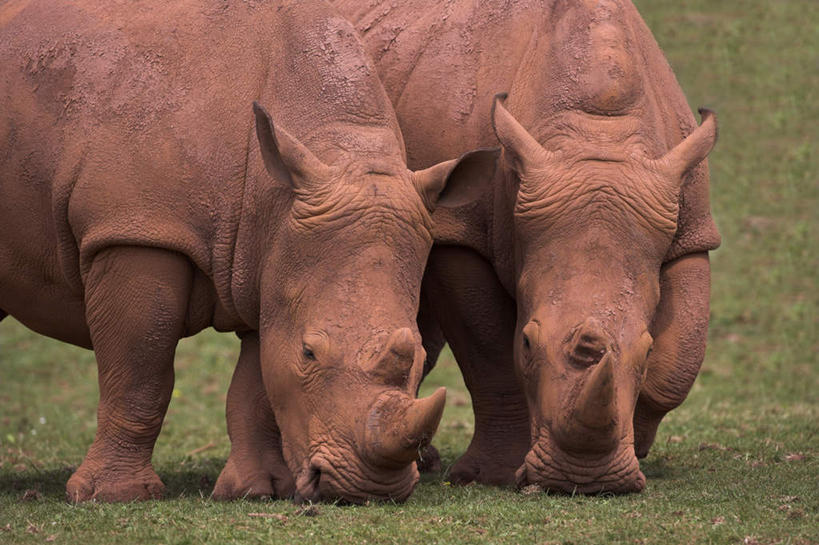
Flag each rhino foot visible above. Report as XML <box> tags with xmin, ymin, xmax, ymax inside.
<box><xmin>213</xmin><ymin>454</ymin><xmax>295</xmax><ymax>501</ymax></box>
<box><xmin>66</xmin><ymin>462</ymin><xmax>164</xmax><ymax>503</ymax></box>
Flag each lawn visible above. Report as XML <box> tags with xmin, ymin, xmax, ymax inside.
<box><xmin>1</xmin><ymin>1</ymin><xmax>817</xmax><ymax>543</ymax></box>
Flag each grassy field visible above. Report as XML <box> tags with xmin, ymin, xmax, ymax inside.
<box><xmin>1</xmin><ymin>1</ymin><xmax>817</xmax><ymax>543</ymax></box>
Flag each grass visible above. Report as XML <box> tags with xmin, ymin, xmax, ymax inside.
<box><xmin>1</xmin><ymin>0</ymin><xmax>817</xmax><ymax>543</ymax></box>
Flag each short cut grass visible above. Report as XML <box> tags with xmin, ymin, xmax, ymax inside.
<box><xmin>1</xmin><ymin>0</ymin><xmax>817</xmax><ymax>543</ymax></box>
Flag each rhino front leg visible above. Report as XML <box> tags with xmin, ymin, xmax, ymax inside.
<box><xmin>414</xmin><ymin>293</ymin><xmax>446</xmax><ymax>473</ymax></box>
<box><xmin>66</xmin><ymin>246</ymin><xmax>191</xmax><ymax>503</ymax></box>
<box><xmin>424</xmin><ymin>246</ymin><xmax>530</xmax><ymax>486</ymax></box>
<box><xmin>634</xmin><ymin>252</ymin><xmax>711</xmax><ymax>458</ymax></box>
<box><xmin>214</xmin><ymin>331</ymin><xmax>294</xmax><ymax>500</ymax></box>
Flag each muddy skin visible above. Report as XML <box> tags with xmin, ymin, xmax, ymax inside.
<box><xmin>333</xmin><ymin>0</ymin><xmax>720</xmax><ymax>492</ymax></box>
<box><xmin>0</xmin><ymin>0</ymin><xmax>485</xmax><ymax>503</ymax></box>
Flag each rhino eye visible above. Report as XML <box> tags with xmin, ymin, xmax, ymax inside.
<box><xmin>302</xmin><ymin>344</ymin><xmax>316</xmax><ymax>361</ymax></box>
<box><xmin>522</xmin><ymin>334</ymin><xmax>531</xmax><ymax>351</ymax></box>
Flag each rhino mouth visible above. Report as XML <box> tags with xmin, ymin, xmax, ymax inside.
<box><xmin>515</xmin><ymin>434</ymin><xmax>645</xmax><ymax>495</ymax></box>
<box><xmin>294</xmin><ymin>452</ymin><xmax>419</xmax><ymax>504</ymax></box>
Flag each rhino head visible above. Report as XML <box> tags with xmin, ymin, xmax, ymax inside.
<box><xmin>250</xmin><ymin>102</ymin><xmax>483</xmax><ymax>503</ymax></box>
<box><xmin>490</xmin><ymin>96</ymin><xmax>717</xmax><ymax>494</ymax></box>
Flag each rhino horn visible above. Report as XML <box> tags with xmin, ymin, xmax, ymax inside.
<box><xmin>654</xmin><ymin>108</ymin><xmax>718</xmax><ymax>183</ymax></box>
<box><xmin>491</xmin><ymin>93</ymin><xmax>553</xmax><ymax>176</ymax></box>
<box><xmin>365</xmin><ymin>387</ymin><xmax>447</xmax><ymax>468</ymax></box>
<box><xmin>571</xmin><ymin>351</ymin><xmax>617</xmax><ymax>432</ymax></box>
<box><xmin>367</xmin><ymin>328</ymin><xmax>417</xmax><ymax>387</ymax></box>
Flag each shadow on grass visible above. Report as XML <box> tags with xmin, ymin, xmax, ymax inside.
<box><xmin>0</xmin><ymin>457</ymin><xmax>230</xmax><ymax>502</ymax></box>
<box><xmin>640</xmin><ymin>455</ymin><xmax>689</xmax><ymax>481</ymax></box>
<box><xmin>159</xmin><ymin>456</ymin><xmax>226</xmax><ymax>499</ymax></box>
<box><xmin>0</xmin><ymin>466</ymin><xmax>75</xmax><ymax>501</ymax></box>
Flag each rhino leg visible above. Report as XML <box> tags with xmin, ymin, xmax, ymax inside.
<box><xmin>423</xmin><ymin>246</ymin><xmax>530</xmax><ymax>486</ymax></box>
<box><xmin>66</xmin><ymin>246</ymin><xmax>191</xmax><ymax>503</ymax></box>
<box><xmin>634</xmin><ymin>252</ymin><xmax>711</xmax><ymax>458</ymax></box>
<box><xmin>414</xmin><ymin>292</ymin><xmax>446</xmax><ymax>473</ymax></box>
<box><xmin>214</xmin><ymin>332</ymin><xmax>294</xmax><ymax>500</ymax></box>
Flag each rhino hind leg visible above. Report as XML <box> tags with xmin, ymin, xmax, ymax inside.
<box><xmin>423</xmin><ymin>246</ymin><xmax>530</xmax><ymax>486</ymax></box>
<box><xmin>214</xmin><ymin>332</ymin><xmax>294</xmax><ymax>500</ymax></box>
<box><xmin>634</xmin><ymin>253</ymin><xmax>711</xmax><ymax>458</ymax></box>
<box><xmin>66</xmin><ymin>246</ymin><xmax>192</xmax><ymax>503</ymax></box>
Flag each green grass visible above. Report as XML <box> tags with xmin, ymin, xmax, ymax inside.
<box><xmin>2</xmin><ymin>0</ymin><xmax>817</xmax><ymax>543</ymax></box>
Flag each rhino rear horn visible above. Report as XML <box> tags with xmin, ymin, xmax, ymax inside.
<box><xmin>367</xmin><ymin>328</ymin><xmax>418</xmax><ymax>387</ymax></box>
<box><xmin>253</xmin><ymin>101</ymin><xmax>333</xmax><ymax>193</ymax></box>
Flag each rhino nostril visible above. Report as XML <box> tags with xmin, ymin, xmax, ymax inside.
<box><xmin>294</xmin><ymin>462</ymin><xmax>322</xmax><ymax>504</ymax></box>
<box><xmin>514</xmin><ymin>463</ymin><xmax>530</xmax><ymax>489</ymax></box>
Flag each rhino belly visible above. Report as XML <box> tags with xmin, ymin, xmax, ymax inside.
<box><xmin>0</xmin><ymin>238</ymin><xmax>91</xmax><ymax>349</ymax></box>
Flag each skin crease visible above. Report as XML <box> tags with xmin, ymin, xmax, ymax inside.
<box><xmin>330</xmin><ymin>0</ymin><xmax>721</xmax><ymax>492</ymax></box>
<box><xmin>0</xmin><ymin>0</ymin><xmax>485</xmax><ymax>503</ymax></box>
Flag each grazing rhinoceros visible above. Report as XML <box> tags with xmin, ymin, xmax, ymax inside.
<box><xmin>0</xmin><ymin>0</ymin><xmax>483</xmax><ymax>503</ymax></box>
<box><xmin>331</xmin><ymin>0</ymin><xmax>721</xmax><ymax>493</ymax></box>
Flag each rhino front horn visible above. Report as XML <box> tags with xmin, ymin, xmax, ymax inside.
<box><xmin>364</xmin><ymin>387</ymin><xmax>447</xmax><ymax>469</ymax></box>
<box><xmin>570</xmin><ymin>351</ymin><xmax>618</xmax><ymax>434</ymax></box>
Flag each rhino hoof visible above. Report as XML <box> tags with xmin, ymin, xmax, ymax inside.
<box><xmin>213</xmin><ymin>457</ymin><xmax>295</xmax><ymax>501</ymax></box>
<box><xmin>66</xmin><ymin>466</ymin><xmax>165</xmax><ymax>503</ymax></box>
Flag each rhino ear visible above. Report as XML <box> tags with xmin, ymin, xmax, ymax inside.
<box><xmin>412</xmin><ymin>148</ymin><xmax>500</xmax><ymax>211</ymax></box>
<box><xmin>654</xmin><ymin>108</ymin><xmax>718</xmax><ymax>183</ymax></box>
<box><xmin>491</xmin><ymin>93</ymin><xmax>552</xmax><ymax>176</ymax></box>
<box><xmin>253</xmin><ymin>101</ymin><xmax>332</xmax><ymax>190</ymax></box>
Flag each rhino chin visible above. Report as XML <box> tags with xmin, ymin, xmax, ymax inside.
<box><xmin>517</xmin><ymin>439</ymin><xmax>645</xmax><ymax>495</ymax></box>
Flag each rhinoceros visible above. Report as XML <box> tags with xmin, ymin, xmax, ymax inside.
<box><xmin>330</xmin><ymin>0</ymin><xmax>721</xmax><ymax>493</ymax></box>
<box><xmin>0</xmin><ymin>0</ymin><xmax>483</xmax><ymax>503</ymax></box>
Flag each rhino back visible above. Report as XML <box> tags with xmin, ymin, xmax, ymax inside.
<box><xmin>335</xmin><ymin>0</ymin><xmax>719</xmax><ymax>258</ymax></box>
<box><xmin>1</xmin><ymin>0</ymin><xmax>412</xmax><ymax>337</ymax></box>
<box><xmin>0</xmin><ymin>0</ymin><xmax>277</xmax><ymax>293</ymax></box>
<box><xmin>334</xmin><ymin>0</ymin><xmax>544</xmax><ymax>169</ymax></box>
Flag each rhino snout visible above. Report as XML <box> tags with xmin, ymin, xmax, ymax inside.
<box><xmin>517</xmin><ymin>439</ymin><xmax>645</xmax><ymax>495</ymax></box>
<box><xmin>293</xmin><ymin>453</ymin><xmax>419</xmax><ymax>504</ymax></box>
<box><xmin>293</xmin><ymin>460</ymin><xmax>322</xmax><ymax>504</ymax></box>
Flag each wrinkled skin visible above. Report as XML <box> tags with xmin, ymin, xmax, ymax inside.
<box><xmin>334</xmin><ymin>0</ymin><xmax>721</xmax><ymax>492</ymax></box>
<box><xmin>0</xmin><ymin>0</ymin><xmax>480</xmax><ymax>503</ymax></box>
